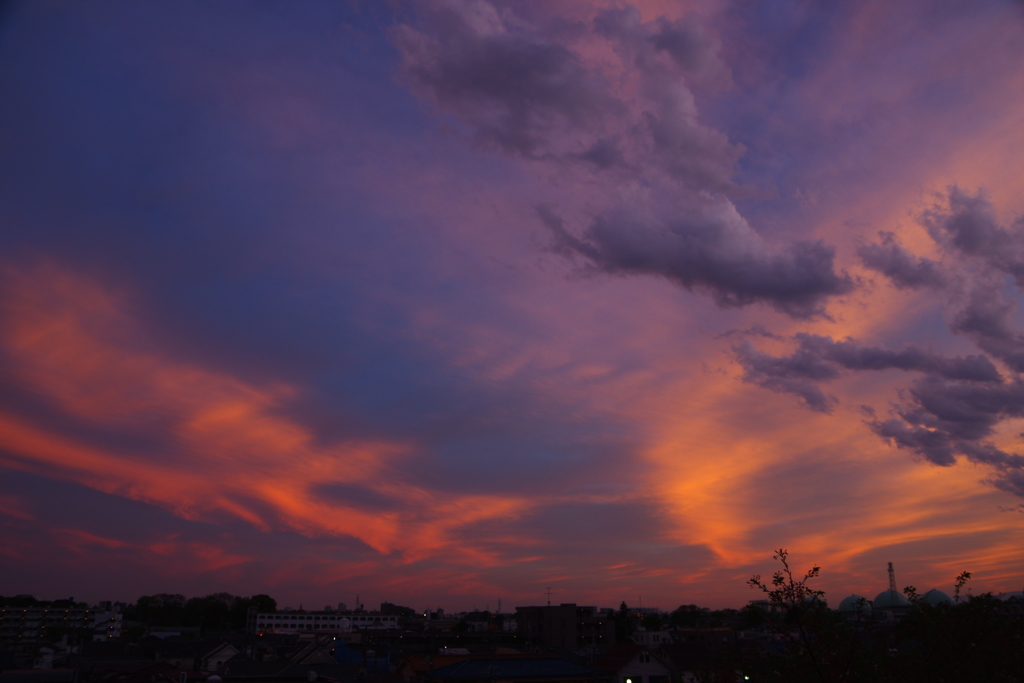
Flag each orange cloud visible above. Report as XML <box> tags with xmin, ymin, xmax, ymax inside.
<box><xmin>0</xmin><ymin>262</ymin><xmax>530</xmax><ymax>562</ymax></box>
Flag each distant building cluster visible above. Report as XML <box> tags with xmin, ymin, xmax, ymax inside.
<box><xmin>2</xmin><ymin>565</ymin><xmax>1023</xmax><ymax>683</ymax></box>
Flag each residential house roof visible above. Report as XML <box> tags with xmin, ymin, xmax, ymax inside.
<box><xmin>425</xmin><ymin>656</ymin><xmax>607</xmax><ymax>682</ymax></box>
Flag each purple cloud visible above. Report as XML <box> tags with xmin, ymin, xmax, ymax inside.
<box><xmin>858</xmin><ymin>231</ymin><xmax>946</xmax><ymax>289</ymax></box>
<box><xmin>870</xmin><ymin>376</ymin><xmax>1024</xmax><ymax>477</ymax></box>
<box><xmin>735</xmin><ymin>333</ymin><xmax>1000</xmax><ymax>413</ymax></box>
<box><xmin>543</xmin><ymin>202</ymin><xmax>853</xmax><ymax>319</ymax></box>
<box><xmin>396</xmin><ymin>2</ymin><xmax>853</xmax><ymax>319</ymax></box>
<box><xmin>391</xmin><ymin>4</ymin><xmax>614</xmax><ymax>158</ymax></box>
<box><xmin>922</xmin><ymin>187</ymin><xmax>1024</xmax><ymax>286</ymax></box>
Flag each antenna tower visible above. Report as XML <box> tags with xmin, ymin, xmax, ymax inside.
<box><xmin>888</xmin><ymin>562</ymin><xmax>897</xmax><ymax>593</ymax></box>
<box><xmin>545</xmin><ymin>587</ymin><xmax>553</xmax><ymax>606</ymax></box>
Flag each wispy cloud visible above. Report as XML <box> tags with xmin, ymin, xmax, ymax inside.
<box><xmin>2</xmin><ymin>0</ymin><xmax>1024</xmax><ymax>607</ymax></box>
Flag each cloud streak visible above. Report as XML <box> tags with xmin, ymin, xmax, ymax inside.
<box><xmin>735</xmin><ymin>333</ymin><xmax>1000</xmax><ymax>413</ymax></box>
<box><xmin>0</xmin><ymin>263</ymin><xmax>531</xmax><ymax>561</ymax></box>
<box><xmin>3</xmin><ymin>0</ymin><xmax>1024</xmax><ymax>608</ymax></box>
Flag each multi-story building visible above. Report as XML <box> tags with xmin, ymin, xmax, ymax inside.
<box><xmin>248</xmin><ymin>610</ymin><xmax>398</xmax><ymax>635</ymax></box>
<box><xmin>515</xmin><ymin>604</ymin><xmax>615</xmax><ymax>651</ymax></box>
<box><xmin>0</xmin><ymin>606</ymin><xmax>122</xmax><ymax>642</ymax></box>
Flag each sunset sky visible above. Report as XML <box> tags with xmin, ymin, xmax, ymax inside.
<box><xmin>2</xmin><ymin>0</ymin><xmax>1024</xmax><ymax>612</ymax></box>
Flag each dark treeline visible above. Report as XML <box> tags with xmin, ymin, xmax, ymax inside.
<box><xmin>123</xmin><ymin>593</ymin><xmax>277</xmax><ymax>632</ymax></box>
<box><xmin>723</xmin><ymin>593</ymin><xmax>1024</xmax><ymax>683</ymax></box>
<box><xmin>667</xmin><ymin>604</ymin><xmax>759</xmax><ymax>629</ymax></box>
<box><xmin>712</xmin><ymin>549</ymin><xmax>1024</xmax><ymax>683</ymax></box>
<box><xmin>0</xmin><ymin>596</ymin><xmax>88</xmax><ymax>609</ymax></box>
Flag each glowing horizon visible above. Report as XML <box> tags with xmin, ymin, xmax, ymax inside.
<box><xmin>1</xmin><ymin>0</ymin><xmax>1023</xmax><ymax>612</ymax></box>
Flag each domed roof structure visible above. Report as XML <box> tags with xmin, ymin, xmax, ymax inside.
<box><xmin>873</xmin><ymin>590</ymin><xmax>911</xmax><ymax>610</ymax></box>
<box><xmin>921</xmin><ymin>589</ymin><xmax>954</xmax><ymax>606</ymax></box>
<box><xmin>837</xmin><ymin>594</ymin><xmax>871</xmax><ymax>614</ymax></box>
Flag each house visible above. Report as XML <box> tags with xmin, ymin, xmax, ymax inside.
<box><xmin>630</xmin><ymin>630</ymin><xmax>672</xmax><ymax>649</ymax></box>
<box><xmin>395</xmin><ymin>655</ymin><xmax>472</xmax><ymax>683</ymax></box>
<box><xmin>596</xmin><ymin>645</ymin><xmax>675</xmax><ymax>683</ymax></box>
<box><xmin>220</xmin><ymin>637</ymin><xmax>357</xmax><ymax>683</ymax></box>
<box><xmin>201</xmin><ymin>643</ymin><xmax>240</xmax><ymax>673</ymax></box>
<box><xmin>423</xmin><ymin>656</ymin><xmax>609</xmax><ymax>683</ymax></box>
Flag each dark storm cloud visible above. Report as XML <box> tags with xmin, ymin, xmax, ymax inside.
<box><xmin>861</xmin><ymin>189</ymin><xmax>1024</xmax><ymax>370</ymax></box>
<box><xmin>991</xmin><ymin>469</ymin><xmax>1024</xmax><ymax>498</ymax></box>
<box><xmin>592</xmin><ymin>6</ymin><xmax>741</xmax><ymax>189</ymax></box>
<box><xmin>919</xmin><ymin>190</ymin><xmax>1024</xmax><ymax>373</ymax></box>
<box><xmin>391</xmin><ymin>5</ymin><xmax>613</xmax><ymax>158</ymax></box>
<box><xmin>588</xmin><ymin>6</ymin><xmax>739</xmax><ymax>187</ymax></box>
<box><xmin>542</xmin><ymin>205</ymin><xmax>853</xmax><ymax>319</ymax></box>
<box><xmin>871</xmin><ymin>418</ymin><xmax>957</xmax><ymax>466</ymax></box>
<box><xmin>392</xmin><ymin>2</ymin><xmax>740</xmax><ymax>185</ymax></box>
<box><xmin>829</xmin><ymin>187</ymin><xmax>1024</xmax><ymax>496</ymax></box>
<box><xmin>922</xmin><ymin>187</ymin><xmax>1024</xmax><ymax>286</ymax></box>
<box><xmin>394</xmin><ymin>2</ymin><xmax>854</xmax><ymax>319</ymax></box>
<box><xmin>732</xmin><ymin>339</ymin><xmax>838</xmax><ymax>413</ymax></box>
<box><xmin>716</xmin><ymin>324</ymin><xmax>784</xmax><ymax>341</ymax></box>
<box><xmin>899</xmin><ymin>377</ymin><xmax>1024</xmax><ymax>441</ymax></box>
<box><xmin>857</xmin><ymin>232</ymin><xmax>946</xmax><ymax>289</ymax></box>
<box><xmin>799</xmin><ymin>334</ymin><xmax>1001</xmax><ymax>381</ymax></box>
<box><xmin>862</xmin><ymin>188</ymin><xmax>1024</xmax><ymax>295</ymax></box>
<box><xmin>738</xmin><ymin>329</ymin><xmax>1024</xmax><ymax>490</ymax></box>
<box><xmin>734</xmin><ymin>333</ymin><xmax>1001</xmax><ymax>413</ymax></box>
<box><xmin>950</xmin><ymin>287</ymin><xmax>1024</xmax><ymax>372</ymax></box>
<box><xmin>870</xmin><ymin>376</ymin><xmax>1024</xmax><ymax>478</ymax></box>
